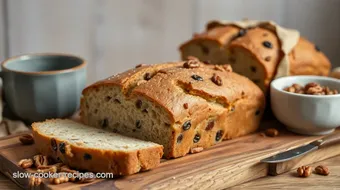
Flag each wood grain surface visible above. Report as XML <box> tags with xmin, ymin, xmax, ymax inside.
<box><xmin>231</xmin><ymin>156</ymin><xmax>340</xmax><ymax>190</ymax></box>
<box><xmin>2</xmin><ymin>155</ymin><xmax>339</xmax><ymax>190</ymax></box>
<box><xmin>0</xmin><ymin>120</ymin><xmax>339</xmax><ymax>189</ymax></box>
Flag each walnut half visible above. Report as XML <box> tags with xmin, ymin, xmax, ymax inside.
<box><xmin>18</xmin><ymin>159</ymin><xmax>33</xmax><ymax>169</ymax></box>
<box><xmin>315</xmin><ymin>165</ymin><xmax>330</xmax><ymax>176</ymax></box>
<box><xmin>297</xmin><ymin>166</ymin><xmax>312</xmax><ymax>177</ymax></box>
<box><xmin>33</xmin><ymin>155</ymin><xmax>48</xmax><ymax>167</ymax></box>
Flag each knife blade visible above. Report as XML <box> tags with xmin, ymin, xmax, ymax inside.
<box><xmin>261</xmin><ymin>132</ymin><xmax>340</xmax><ymax>163</ymax></box>
<box><xmin>261</xmin><ymin>143</ymin><xmax>318</xmax><ymax>163</ymax></box>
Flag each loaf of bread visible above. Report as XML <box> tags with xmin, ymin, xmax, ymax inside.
<box><xmin>179</xmin><ymin>20</ymin><xmax>331</xmax><ymax>92</ymax></box>
<box><xmin>32</xmin><ymin>119</ymin><xmax>163</xmax><ymax>175</ymax></box>
<box><xmin>81</xmin><ymin>60</ymin><xmax>265</xmax><ymax>158</ymax></box>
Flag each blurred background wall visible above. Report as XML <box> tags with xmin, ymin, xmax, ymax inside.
<box><xmin>0</xmin><ymin>0</ymin><xmax>339</xmax><ymax>84</ymax></box>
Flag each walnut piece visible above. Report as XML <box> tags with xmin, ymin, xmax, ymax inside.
<box><xmin>306</xmin><ymin>86</ymin><xmax>324</xmax><ymax>95</ymax></box>
<box><xmin>29</xmin><ymin>176</ymin><xmax>42</xmax><ymax>187</ymax></box>
<box><xmin>65</xmin><ymin>144</ymin><xmax>74</xmax><ymax>158</ymax></box>
<box><xmin>315</xmin><ymin>165</ymin><xmax>330</xmax><ymax>176</ymax></box>
<box><xmin>190</xmin><ymin>147</ymin><xmax>204</xmax><ymax>154</ymax></box>
<box><xmin>33</xmin><ymin>155</ymin><xmax>48</xmax><ymax>167</ymax></box>
<box><xmin>37</xmin><ymin>165</ymin><xmax>58</xmax><ymax>173</ymax></box>
<box><xmin>49</xmin><ymin>173</ymin><xmax>69</xmax><ymax>185</ymax></box>
<box><xmin>18</xmin><ymin>158</ymin><xmax>33</xmax><ymax>169</ymax></box>
<box><xmin>264</xmin><ymin>128</ymin><xmax>279</xmax><ymax>137</ymax></box>
<box><xmin>211</xmin><ymin>73</ymin><xmax>223</xmax><ymax>86</ymax></box>
<box><xmin>19</xmin><ymin>134</ymin><xmax>34</xmax><ymax>145</ymax></box>
<box><xmin>297</xmin><ymin>166</ymin><xmax>312</xmax><ymax>177</ymax></box>
<box><xmin>183</xmin><ymin>59</ymin><xmax>200</xmax><ymax>69</ymax></box>
<box><xmin>214</xmin><ymin>64</ymin><xmax>233</xmax><ymax>72</ymax></box>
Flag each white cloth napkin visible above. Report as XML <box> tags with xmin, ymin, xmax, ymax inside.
<box><xmin>0</xmin><ymin>118</ymin><xmax>29</xmax><ymax>137</ymax></box>
<box><xmin>0</xmin><ymin>81</ymin><xmax>30</xmax><ymax>138</ymax></box>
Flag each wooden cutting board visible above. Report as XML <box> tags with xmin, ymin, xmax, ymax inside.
<box><xmin>0</xmin><ymin>120</ymin><xmax>340</xmax><ymax>190</ymax></box>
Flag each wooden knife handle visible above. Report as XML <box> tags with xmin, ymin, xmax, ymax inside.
<box><xmin>311</xmin><ymin>132</ymin><xmax>340</xmax><ymax>148</ymax></box>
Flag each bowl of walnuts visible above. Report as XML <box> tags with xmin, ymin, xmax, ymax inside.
<box><xmin>270</xmin><ymin>75</ymin><xmax>340</xmax><ymax>135</ymax></box>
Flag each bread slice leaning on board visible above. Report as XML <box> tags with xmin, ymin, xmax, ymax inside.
<box><xmin>32</xmin><ymin>119</ymin><xmax>163</xmax><ymax>175</ymax></box>
<box><xmin>179</xmin><ymin>20</ymin><xmax>331</xmax><ymax>92</ymax></box>
<box><xmin>81</xmin><ymin>60</ymin><xmax>265</xmax><ymax>158</ymax></box>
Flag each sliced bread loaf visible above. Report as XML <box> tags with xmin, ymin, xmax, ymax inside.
<box><xmin>32</xmin><ymin>119</ymin><xmax>163</xmax><ymax>175</ymax></box>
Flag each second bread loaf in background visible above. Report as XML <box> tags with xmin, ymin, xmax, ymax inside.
<box><xmin>81</xmin><ymin>59</ymin><xmax>265</xmax><ymax>158</ymax></box>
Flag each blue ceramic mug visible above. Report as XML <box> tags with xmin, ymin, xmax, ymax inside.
<box><xmin>1</xmin><ymin>53</ymin><xmax>87</xmax><ymax>123</ymax></box>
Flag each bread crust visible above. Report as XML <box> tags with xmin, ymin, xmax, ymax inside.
<box><xmin>81</xmin><ymin>61</ymin><xmax>265</xmax><ymax>158</ymax></box>
<box><xmin>289</xmin><ymin>37</ymin><xmax>330</xmax><ymax>76</ymax></box>
<box><xmin>32</xmin><ymin>120</ymin><xmax>163</xmax><ymax>175</ymax></box>
<box><xmin>179</xmin><ymin>24</ymin><xmax>331</xmax><ymax>89</ymax></box>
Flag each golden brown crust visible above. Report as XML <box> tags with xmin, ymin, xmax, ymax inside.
<box><xmin>83</xmin><ymin>62</ymin><xmax>264</xmax><ymax>125</ymax></box>
<box><xmin>289</xmin><ymin>37</ymin><xmax>331</xmax><ymax>76</ymax></box>
<box><xmin>229</xmin><ymin>28</ymin><xmax>282</xmax><ymax>84</ymax></box>
<box><xmin>31</xmin><ymin>121</ymin><xmax>163</xmax><ymax>175</ymax></box>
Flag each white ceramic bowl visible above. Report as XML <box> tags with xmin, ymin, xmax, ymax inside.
<box><xmin>270</xmin><ymin>76</ymin><xmax>340</xmax><ymax>135</ymax></box>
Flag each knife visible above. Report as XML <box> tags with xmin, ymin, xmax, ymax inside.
<box><xmin>261</xmin><ymin>131</ymin><xmax>340</xmax><ymax>163</ymax></box>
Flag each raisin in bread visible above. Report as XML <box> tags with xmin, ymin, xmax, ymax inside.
<box><xmin>32</xmin><ymin>119</ymin><xmax>163</xmax><ymax>175</ymax></box>
<box><xmin>80</xmin><ymin>60</ymin><xmax>265</xmax><ymax>158</ymax></box>
<box><xmin>179</xmin><ymin>20</ymin><xmax>331</xmax><ymax>92</ymax></box>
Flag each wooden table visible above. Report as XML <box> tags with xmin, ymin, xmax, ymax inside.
<box><xmin>1</xmin><ymin>156</ymin><xmax>339</xmax><ymax>190</ymax></box>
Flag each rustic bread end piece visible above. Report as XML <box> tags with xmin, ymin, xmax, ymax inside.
<box><xmin>32</xmin><ymin>119</ymin><xmax>163</xmax><ymax>175</ymax></box>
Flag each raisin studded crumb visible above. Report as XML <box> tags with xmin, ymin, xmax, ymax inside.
<box><xmin>51</xmin><ymin>138</ymin><xmax>58</xmax><ymax>151</ymax></box>
<box><xmin>193</xmin><ymin>134</ymin><xmax>201</xmax><ymax>143</ymax></box>
<box><xmin>215</xmin><ymin>130</ymin><xmax>224</xmax><ymax>141</ymax></box>
<box><xmin>182</xmin><ymin>120</ymin><xmax>191</xmax><ymax>131</ymax></box>
<box><xmin>183</xmin><ymin>103</ymin><xmax>189</xmax><ymax>109</ymax></box>
<box><xmin>177</xmin><ymin>134</ymin><xmax>183</xmax><ymax>143</ymax></box>
<box><xmin>250</xmin><ymin>66</ymin><xmax>257</xmax><ymax>73</ymax></box>
<box><xmin>191</xmin><ymin>75</ymin><xmax>204</xmax><ymax>81</ymax></box>
<box><xmin>262</xmin><ymin>41</ymin><xmax>272</xmax><ymax>49</ymax></box>
<box><xmin>105</xmin><ymin>96</ymin><xmax>112</xmax><ymax>102</ymax></box>
<box><xmin>136</xmin><ymin>100</ymin><xmax>142</xmax><ymax>109</ymax></box>
<box><xmin>144</xmin><ymin>73</ymin><xmax>152</xmax><ymax>81</ymax></box>
<box><xmin>265</xmin><ymin>56</ymin><xmax>271</xmax><ymax>62</ymax></box>
<box><xmin>83</xmin><ymin>153</ymin><xmax>92</xmax><ymax>160</ymax></box>
<box><xmin>59</xmin><ymin>143</ymin><xmax>66</xmax><ymax>154</ymax></box>
<box><xmin>135</xmin><ymin>120</ymin><xmax>142</xmax><ymax>129</ymax></box>
<box><xmin>205</xmin><ymin>121</ymin><xmax>214</xmax><ymax>131</ymax></box>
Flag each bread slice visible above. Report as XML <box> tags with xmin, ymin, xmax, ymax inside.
<box><xmin>32</xmin><ymin>119</ymin><xmax>163</xmax><ymax>175</ymax></box>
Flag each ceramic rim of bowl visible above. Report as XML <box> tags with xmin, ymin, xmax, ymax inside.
<box><xmin>271</xmin><ymin>75</ymin><xmax>340</xmax><ymax>98</ymax></box>
<box><xmin>1</xmin><ymin>53</ymin><xmax>86</xmax><ymax>76</ymax></box>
